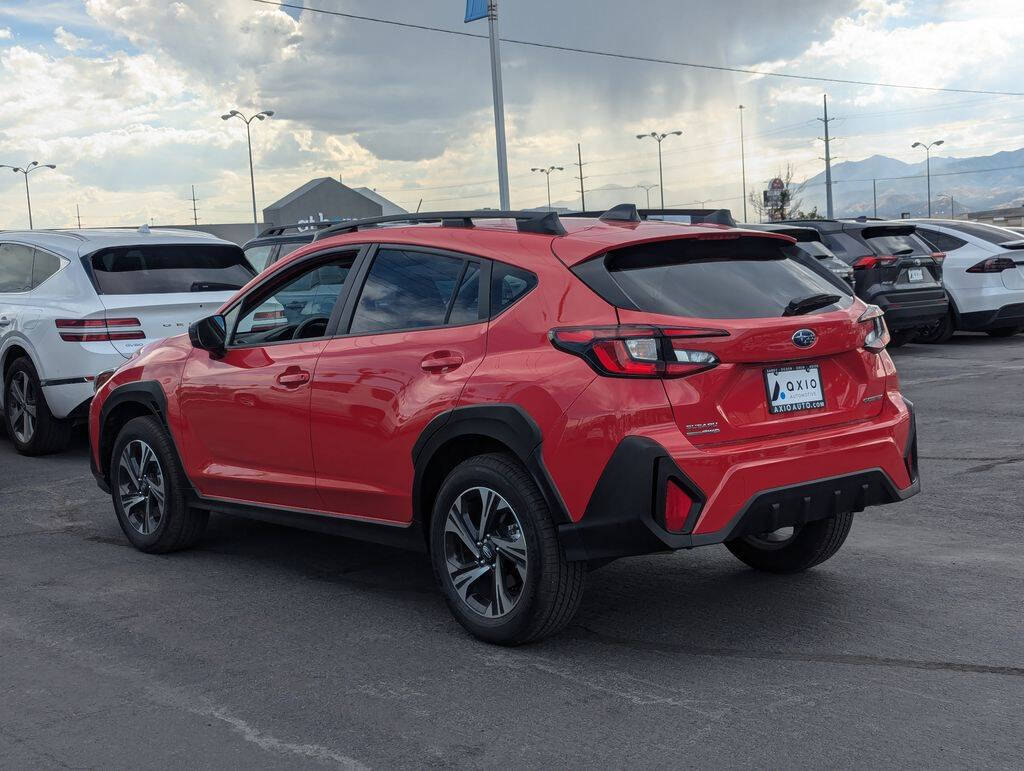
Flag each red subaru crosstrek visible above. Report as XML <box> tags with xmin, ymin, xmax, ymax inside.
<box><xmin>89</xmin><ymin>206</ymin><xmax>919</xmax><ymax>645</ymax></box>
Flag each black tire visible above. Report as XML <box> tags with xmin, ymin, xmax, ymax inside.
<box><xmin>110</xmin><ymin>416</ymin><xmax>208</xmax><ymax>553</ymax></box>
<box><xmin>986</xmin><ymin>326</ymin><xmax>1022</xmax><ymax>338</ymax></box>
<box><xmin>429</xmin><ymin>453</ymin><xmax>585</xmax><ymax>645</ymax></box>
<box><xmin>725</xmin><ymin>512</ymin><xmax>854</xmax><ymax>574</ymax></box>
<box><xmin>917</xmin><ymin>311</ymin><xmax>955</xmax><ymax>344</ymax></box>
<box><xmin>3</xmin><ymin>357</ymin><xmax>72</xmax><ymax>456</ymax></box>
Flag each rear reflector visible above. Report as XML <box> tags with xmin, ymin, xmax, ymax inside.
<box><xmin>549</xmin><ymin>325</ymin><xmax>724</xmax><ymax>379</ymax></box>
<box><xmin>56</xmin><ymin>317</ymin><xmax>144</xmax><ymax>342</ymax></box>
<box><xmin>664</xmin><ymin>480</ymin><xmax>694</xmax><ymax>532</ymax></box>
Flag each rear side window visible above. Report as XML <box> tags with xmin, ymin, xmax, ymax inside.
<box><xmin>491</xmin><ymin>263</ymin><xmax>537</xmax><ymax>313</ymax></box>
<box><xmin>349</xmin><ymin>248</ymin><xmax>471</xmax><ymax>334</ymax></box>
<box><xmin>595</xmin><ymin>238</ymin><xmax>852</xmax><ymax>319</ymax></box>
<box><xmin>940</xmin><ymin>222</ymin><xmax>1022</xmax><ymax>245</ymax></box>
<box><xmin>31</xmin><ymin>249</ymin><xmax>62</xmax><ymax>288</ymax></box>
<box><xmin>90</xmin><ymin>244</ymin><xmax>256</xmax><ymax>295</ymax></box>
<box><xmin>916</xmin><ymin>228</ymin><xmax>967</xmax><ymax>252</ymax></box>
<box><xmin>0</xmin><ymin>243</ymin><xmax>34</xmax><ymax>292</ymax></box>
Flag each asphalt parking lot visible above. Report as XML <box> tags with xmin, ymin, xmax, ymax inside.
<box><xmin>2</xmin><ymin>335</ymin><xmax>1023</xmax><ymax>769</ymax></box>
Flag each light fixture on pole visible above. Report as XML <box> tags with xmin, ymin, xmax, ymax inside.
<box><xmin>911</xmin><ymin>139</ymin><xmax>944</xmax><ymax>218</ymax></box>
<box><xmin>738</xmin><ymin>105</ymin><xmax>748</xmax><ymax>222</ymax></box>
<box><xmin>637</xmin><ymin>183</ymin><xmax>659</xmax><ymax>209</ymax></box>
<box><xmin>222</xmin><ymin>109</ymin><xmax>274</xmax><ymax>235</ymax></box>
<box><xmin>530</xmin><ymin>166</ymin><xmax>563</xmax><ymax>210</ymax></box>
<box><xmin>1</xmin><ymin>162</ymin><xmax>56</xmax><ymax>230</ymax></box>
<box><xmin>636</xmin><ymin>130</ymin><xmax>682</xmax><ymax>209</ymax></box>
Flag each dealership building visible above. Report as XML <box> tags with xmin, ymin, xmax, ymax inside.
<box><xmin>162</xmin><ymin>177</ymin><xmax>406</xmax><ymax>244</ymax></box>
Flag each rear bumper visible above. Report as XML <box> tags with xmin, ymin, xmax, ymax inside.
<box><xmin>870</xmin><ymin>287</ymin><xmax>949</xmax><ymax>331</ymax></box>
<box><xmin>958</xmin><ymin>302</ymin><xmax>1024</xmax><ymax>331</ymax></box>
<box><xmin>559</xmin><ymin>396</ymin><xmax>918</xmax><ymax>562</ymax></box>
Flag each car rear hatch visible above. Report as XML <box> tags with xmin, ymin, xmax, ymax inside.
<box><xmin>571</xmin><ymin>234</ymin><xmax>887</xmax><ymax>446</ymax></box>
<box><xmin>85</xmin><ymin>242</ymin><xmax>256</xmax><ymax>357</ymax></box>
<box><xmin>997</xmin><ymin>240</ymin><xmax>1024</xmax><ymax>290</ymax></box>
<box><xmin>853</xmin><ymin>225</ymin><xmax>943</xmax><ymax>289</ymax></box>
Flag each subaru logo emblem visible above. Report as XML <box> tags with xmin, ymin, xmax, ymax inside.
<box><xmin>792</xmin><ymin>329</ymin><xmax>817</xmax><ymax>348</ymax></box>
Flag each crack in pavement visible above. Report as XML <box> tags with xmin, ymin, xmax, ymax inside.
<box><xmin>574</xmin><ymin>626</ymin><xmax>1024</xmax><ymax>678</ymax></box>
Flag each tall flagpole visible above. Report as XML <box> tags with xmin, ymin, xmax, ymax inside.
<box><xmin>487</xmin><ymin>1</ymin><xmax>510</xmax><ymax>209</ymax></box>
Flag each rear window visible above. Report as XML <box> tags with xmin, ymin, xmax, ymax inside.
<box><xmin>863</xmin><ymin>233</ymin><xmax>932</xmax><ymax>256</ymax></box>
<box><xmin>598</xmin><ymin>238</ymin><xmax>852</xmax><ymax>319</ymax></box>
<box><xmin>792</xmin><ymin>240</ymin><xmax>834</xmax><ymax>260</ymax></box>
<box><xmin>90</xmin><ymin>244</ymin><xmax>256</xmax><ymax>295</ymax></box>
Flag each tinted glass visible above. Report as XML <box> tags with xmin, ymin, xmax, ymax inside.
<box><xmin>941</xmin><ymin>221</ymin><xmax>1022</xmax><ymax>245</ymax></box>
<box><xmin>277</xmin><ymin>241</ymin><xmax>309</xmax><ymax>260</ymax></box>
<box><xmin>31</xmin><ymin>249</ymin><xmax>62</xmax><ymax>288</ymax></box>
<box><xmin>491</xmin><ymin>263</ymin><xmax>537</xmax><ymax>313</ymax></box>
<box><xmin>234</xmin><ymin>255</ymin><xmax>354</xmax><ymax>345</ymax></box>
<box><xmin>0</xmin><ymin>243</ymin><xmax>34</xmax><ymax>293</ymax></box>
<box><xmin>604</xmin><ymin>238</ymin><xmax>852</xmax><ymax>319</ymax></box>
<box><xmin>792</xmin><ymin>240</ymin><xmax>835</xmax><ymax>259</ymax></box>
<box><xmin>821</xmin><ymin>232</ymin><xmax>864</xmax><ymax>263</ymax></box>
<box><xmin>244</xmin><ymin>244</ymin><xmax>276</xmax><ymax>273</ymax></box>
<box><xmin>447</xmin><ymin>262</ymin><xmax>481</xmax><ymax>325</ymax></box>
<box><xmin>91</xmin><ymin>244</ymin><xmax>255</xmax><ymax>295</ymax></box>
<box><xmin>350</xmin><ymin>249</ymin><xmax>464</xmax><ymax>334</ymax></box>
<box><xmin>864</xmin><ymin>233</ymin><xmax>931</xmax><ymax>256</ymax></box>
<box><xmin>916</xmin><ymin>228</ymin><xmax>967</xmax><ymax>252</ymax></box>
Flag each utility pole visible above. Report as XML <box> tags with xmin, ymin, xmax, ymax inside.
<box><xmin>76</xmin><ymin>204</ymin><xmax>82</xmax><ymax>228</ymax></box>
<box><xmin>817</xmin><ymin>94</ymin><xmax>835</xmax><ymax>218</ymax></box>
<box><xmin>191</xmin><ymin>185</ymin><xmax>199</xmax><ymax>225</ymax></box>
<box><xmin>637</xmin><ymin>183</ymin><xmax>659</xmax><ymax>209</ymax></box>
<box><xmin>738</xmin><ymin>105</ymin><xmax>748</xmax><ymax>221</ymax></box>
<box><xmin>574</xmin><ymin>143</ymin><xmax>587</xmax><ymax>211</ymax></box>
<box><xmin>873</xmin><ymin>179</ymin><xmax>877</xmax><ymax>218</ymax></box>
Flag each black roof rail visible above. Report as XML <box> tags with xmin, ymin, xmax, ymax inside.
<box><xmin>311</xmin><ymin>210</ymin><xmax>567</xmax><ymax>240</ymax></box>
<box><xmin>563</xmin><ymin>206</ymin><xmax>736</xmax><ymax>227</ymax></box>
<box><xmin>257</xmin><ymin>221</ymin><xmax>343</xmax><ymax>238</ymax></box>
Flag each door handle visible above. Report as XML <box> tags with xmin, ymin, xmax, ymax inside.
<box><xmin>276</xmin><ymin>369</ymin><xmax>311</xmax><ymax>386</ymax></box>
<box><xmin>420</xmin><ymin>351</ymin><xmax>464</xmax><ymax>373</ymax></box>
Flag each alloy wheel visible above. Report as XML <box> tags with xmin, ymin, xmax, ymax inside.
<box><xmin>8</xmin><ymin>371</ymin><xmax>37</xmax><ymax>444</ymax></box>
<box><xmin>443</xmin><ymin>486</ymin><xmax>528</xmax><ymax>618</ymax></box>
<box><xmin>117</xmin><ymin>440</ymin><xmax>166</xmax><ymax>535</ymax></box>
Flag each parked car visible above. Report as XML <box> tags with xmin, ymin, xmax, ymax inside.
<box><xmin>784</xmin><ymin>219</ymin><xmax>948</xmax><ymax>346</ymax></box>
<box><xmin>90</xmin><ymin>206</ymin><xmax>919</xmax><ymax>645</ymax></box>
<box><xmin>910</xmin><ymin>219</ymin><xmax>1024</xmax><ymax>341</ymax></box>
<box><xmin>242</xmin><ymin>221</ymin><xmax>340</xmax><ymax>274</ymax></box>
<box><xmin>741</xmin><ymin>223</ymin><xmax>855</xmax><ymax>290</ymax></box>
<box><xmin>0</xmin><ymin>227</ymin><xmax>255</xmax><ymax>455</ymax></box>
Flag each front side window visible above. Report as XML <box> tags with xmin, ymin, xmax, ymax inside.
<box><xmin>90</xmin><ymin>244</ymin><xmax>256</xmax><ymax>295</ymax></box>
<box><xmin>233</xmin><ymin>254</ymin><xmax>355</xmax><ymax>346</ymax></box>
<box><xmin>0</xmin><ymin>243</ymin><xmax>34</xmax><ymax>293</ymax></box>
<box><xmin>349</xmin><ymin>248</ymin><xmax>471</xmax><ymax>334</ymax></box>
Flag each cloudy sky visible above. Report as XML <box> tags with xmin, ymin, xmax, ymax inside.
<box><xmin>0</xmin><ymin>0</ymin><xmax>1022</xmax><ymax>228</ymax></box>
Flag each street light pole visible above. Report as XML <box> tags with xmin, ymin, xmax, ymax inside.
<box><xmin>1</xmin><ymin>162</ymin><xmax>57</xmax><ymax>230</ymax></box>
<box><xmin>637</xmin><ymin>183</ymin><xmax>659</xmax><ymax>209</ymax></box>
<box><xmin>912</xmin><ymin>139</ymin><xmax>944</xmax><ymax>218</ymax></box>
<box><xmin>937</xmin><ymin>193</ymin><xmax>955</xmax><ymax>218</ymax></box>
<box><xmin>637</xmin><ymin>130</ymin><xmax>682</xmax><ymax>209</ymax></box>
<box><xmin>530</xmin><ymin>166</ymin><xmax>563</xmax><ymax>210</ymax></box>
<box><xmin>222</xmin><ymin>109</ymin><xmax>274</xmax><ymax>235</ymax></box>
<box><xmin>738</xmin><ymin>105</ymin><xmax>748</xmax><ymax>222</ymax></box>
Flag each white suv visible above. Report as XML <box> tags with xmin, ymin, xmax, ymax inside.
<box><xmin>910</xmin><ymin>219</ymin><xmax>1024</xmax><ymax>342</ymax></box>
<box><xmin>0</xmin><ymin>228</ymin><xmax>255</xmax><ymax>455</ymax></box>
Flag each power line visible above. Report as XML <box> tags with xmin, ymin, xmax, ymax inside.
<box><xmin>250</xmin><ymin>0</ymin><xmax>1024</xmax><ymax>97</ymax></box>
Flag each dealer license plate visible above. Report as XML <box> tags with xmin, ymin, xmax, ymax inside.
<box><xmin>764</xmin><ymin>364</ymin><xmax>825</xmax><ymax>414</ymax></box>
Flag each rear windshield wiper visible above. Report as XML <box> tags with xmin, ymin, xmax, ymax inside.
<box><xmin>892</xmin><ymin>248</ymin><xmax>915</xmax><ymax>256</ymax></box>
<box><xmin>191</xmin><ymin>281</ymin><xmax>243</xmax><ymax>292</ymax></box>
<box><xmin>783</xmin><ymin>293</ymin><xmax>842</xmax><ymax>317</ymax></box>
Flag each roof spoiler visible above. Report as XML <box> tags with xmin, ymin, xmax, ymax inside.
<box><xmin>312</xmin><ymin>210</ymin><xmax>567</xmax><ymax>240</ymax></box>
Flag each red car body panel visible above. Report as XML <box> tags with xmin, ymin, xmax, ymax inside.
<box><xmin>90</xmin><ymin>217</ymin><xmax>918</xmax><ymax>555</ymax></box>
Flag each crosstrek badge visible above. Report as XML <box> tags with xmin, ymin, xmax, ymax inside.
<box><xmin>764</xmin><ymin>364</ymin><xmax>826</xmax><ymax>414</ymax></box>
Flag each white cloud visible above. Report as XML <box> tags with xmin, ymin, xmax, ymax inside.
<box><xmin>0</xmin><ymin>27</ymin><xmax>12</xmax><ymax>40</ymax></box>
<box><xmin>54</xmin><ymin>25</ymin><xmax>89</xmax><ymax>51</ymax></box>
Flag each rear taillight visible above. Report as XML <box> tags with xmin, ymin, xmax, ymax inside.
<box><xmin>549</xmin><ymin>325</ymin><xmax>724</xmax><ymax>378</ymax></box>
<box><xmin>853</xmin><ymin>255</ymin><xmax>898</xmax><ymax>270</ymax></box>
<box><xmin>930</xmin><ymin>251</ymin><xmax>946</xmax><ymax>265</ymax></box>
<box><xmin>55</xmin><ymin>317</ymin><xmax>144</xmax><ymax>342</ymax></box>
<box><xmin>858</xmin><ymin>305</ymin><xmax>890</xmax><ymax>353</ymax></box>
<box><xmin>250</xmin><ymin>309</ymin><xmax>287</xmax><ymax>333</ymax></box>
<box><xmin>966</xmin><ymin>257</ymin><xmax>1016</xmax><ymax>273</ymax></box>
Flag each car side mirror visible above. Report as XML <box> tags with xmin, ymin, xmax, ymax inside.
<box><xmin>189</xmin><ymin>314</ymin><xmax>227</xmax><ymax>357</ymax></box>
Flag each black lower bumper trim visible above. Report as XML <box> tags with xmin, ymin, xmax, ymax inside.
<box><xmin>958</xmin><ymin>302</ymin><xmax>1024</xmax><ymax>331</ymax></box>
